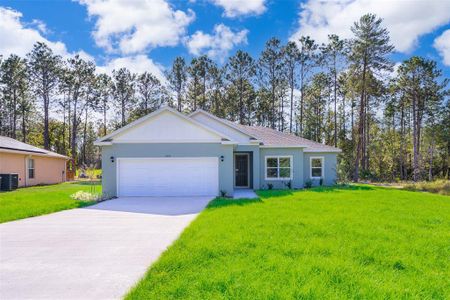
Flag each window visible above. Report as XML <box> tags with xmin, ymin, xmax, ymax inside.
<box><xmin>310</xmin><ymin>157</ymin><xmax>323</xmax><ymax>179</ymax></box>
<box><xmin>265</xmin><ymin>156</ymin><xmax>292</xmax><ymax>180</ymax></box>
<box><xmin>28</xmin><ymin>158</ymin><xmax>35</xmax><ymax>179</ymax></box>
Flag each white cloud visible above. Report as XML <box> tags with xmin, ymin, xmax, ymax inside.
<box><xmin>434</xmin><ymin>29</ymin><xmax>450</xmax><ymax>66</ymax></box>
<box><xmin>78</xmin><ymin>0</ymin><xmax>195</xmax><ymax>54</ymax></box>
<box><xmin>0</xmin><ymin>6</ymin><xmax>96</xmax><ymax>64</ymax></box>
<box><xmin>0</xmin><ymin>7</ymin><xmax>68</xmax><ymax>57</ymax></box>
<box><xmin>291</xmin><ymin>0</ymin><xmax>450</xmax><ymax>53</ymax></box>
<box><xmin>185</xmin><ymin>24</ymin><xmax>248</xmax><ymax>60</ymax></box>
<box><xmin>210</xmin><ymin>0</ymin><xmax>266</xmax><ymax>18</ymax></box>
<box><xmin>97</xmin><ymin>55</ymin><xmax>166</xmax><ymax>83</ymax></box>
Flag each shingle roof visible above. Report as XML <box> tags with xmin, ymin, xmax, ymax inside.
<box><xmin>0</xmin><ymin>136</ymin><xmax>69</xmax><ymax>159</ymax></box>
<box><xmin>234</xmin><ymin>124</ymin><xmax>341</xmax><ymax>152</ymax></box>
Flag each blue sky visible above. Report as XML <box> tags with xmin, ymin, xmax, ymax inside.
<box><xmin>1</xmin><ymin>0</ymin><xmax>449</xmax><ymax>79</ymax></box>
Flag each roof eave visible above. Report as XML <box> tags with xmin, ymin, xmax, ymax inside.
<box><xmin>303</xmin><ymin>149</ymin><xmax>342</xmax><ymax>153</ymax></box>
<box><xmin>259</xmin><ymin>145</ymin><xmax>307</xmax><ymax>148</ymax></box>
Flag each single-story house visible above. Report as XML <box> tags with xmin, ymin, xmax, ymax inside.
<box><xmin>95</xmin><ymin>106</ymin><xmax>341</xmax><ymax>197</ymax></box>
<box><xmin>0</xmin><ymin>136</ymin><xmax>69</xmax><ymax>187</ymax></box>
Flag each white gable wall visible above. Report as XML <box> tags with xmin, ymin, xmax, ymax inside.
<box><xmin>191</xmin><ymin>113</ymin><xmax>251</xmax><ymax>143</ymax></box>
<box><xmin>113</xmin><ymin>110</ymin><xmax>223</xmax><ymax>143</ymax></box>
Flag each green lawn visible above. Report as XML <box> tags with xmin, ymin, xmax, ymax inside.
<box><xmin>0</xmin><ymin>181</ymin><xmax>101</xmax><ymax>223</ymax></box>
<box><xmin>127</xmin><ymin>185</ymin><xmax>450</xmax><ymax>299</ymax></box>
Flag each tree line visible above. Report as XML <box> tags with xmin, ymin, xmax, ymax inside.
<box><xmin>0</xmin><ymin>13</ymin><xmax>448</xmax><ymax>182</ymax></box>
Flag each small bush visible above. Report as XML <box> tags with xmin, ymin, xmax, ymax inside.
<box><xmin>319</xmin><ymin>178</ymin><xmax>323</xmax><ymax>186</ymax></box>
<box><xmin>220</xmin><ymin>190</ymin><xmax>227</xmax><ymax>197</ymax></box>
<box><xmin>267</xmin><ymin>183</ymin><xmax>273</xmax><ymax>190</ymax></box>
<box><xmin>70</xmin><ymin>191</ymin><xmax>104</xmax><ymax>202</ymax></box>
<box><xmin>284</xmin><ymin>181</ymin><xmax>292</xmax><ymax>189</ymax></box>
<box><xmin>304</xmin><ymin>180</ymin><xmax>312</xmax><ymax>188</ymax></box>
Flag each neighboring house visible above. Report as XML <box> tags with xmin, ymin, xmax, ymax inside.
<box><xmin>0</xmin><ymin>136</ymin><xmax>69</xmax><ymax>187</ymax></box>
<box><xmin>95</xmin><ymin>107</ymin><xmax>341</xmax><ymax>197</ymax></box>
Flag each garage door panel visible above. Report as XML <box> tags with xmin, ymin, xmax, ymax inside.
<box><xmin>118</xmin><ymin>158</ymin><xmax>219</xmax><ymax>197</ymax></box>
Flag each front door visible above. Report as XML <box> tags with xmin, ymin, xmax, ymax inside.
<box><xmin>234</xmin><ymin>154</ymin><xmax>249</xmax><ymax>188</ymax></box>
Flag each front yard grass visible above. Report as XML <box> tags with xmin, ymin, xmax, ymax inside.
<box><xmin>127</xmin><ymin>185</ymin><xmax>450</xmax><ymax>299</ymax></box>
<box><xmin>0</xmin><ymin>181</ymin><xmax>101</xmax><ymax>223</ymax></box>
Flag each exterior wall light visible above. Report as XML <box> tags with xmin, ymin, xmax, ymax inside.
<box><xmin>110</xmin><ymin>156</ymin><xmax>115</xmax><ymax>163</ymax></box>
<box><xmin>220</xmin><ymin>155</ymin><xmax>224</xmax><ymax>162</ymax></box>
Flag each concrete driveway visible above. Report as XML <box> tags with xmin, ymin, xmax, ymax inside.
<box><xmin>0</xmin><ymin>196</ymin><xmax>212</xmax><ymax>300</ymax></box>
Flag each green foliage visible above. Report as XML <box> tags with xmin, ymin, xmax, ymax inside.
<box><xmin>126</xmin><ymin>186</ymin><xmax>450</xmax><ymax>299</ymax></box>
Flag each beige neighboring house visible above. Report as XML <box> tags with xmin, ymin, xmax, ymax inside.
<box><xmin>0</xmin><ymin>136</ymin><xmax>69</xmax><ymax>187</ymax></box>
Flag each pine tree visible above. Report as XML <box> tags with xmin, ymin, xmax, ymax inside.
<box><xmin>167</xmin><ymin>57</ymin><xmax>187</xmax><ymax>112</ymax></box>
<box><xmin>27</xmin><ymin>42</ymin><xmax>62</xmax><ymax>149</ymax></box>
<box><xmin>349</xmin><ymin>14</ymin><xmax>394</xmax><ymax>181</ymax></box>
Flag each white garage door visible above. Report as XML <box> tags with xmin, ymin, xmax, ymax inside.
<box><xmin>117</xmin><ymin>157</ymin><xmax>219</xmax><ymax>197</ymax></box>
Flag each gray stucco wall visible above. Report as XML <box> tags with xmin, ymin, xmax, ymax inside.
<box><xmin>101</xmin><ymin>143</ymin><xmax>234</xmax><ymax>197</ymax></box>
<box><xmin>303</xmin><ymin>152</ymin><xmax>338</xmax><ymax>186</ymax></box>
<box><xmin>259</xmin><ymin>148</ymin><xmax>304</xmax><ymax>189</ymax></box>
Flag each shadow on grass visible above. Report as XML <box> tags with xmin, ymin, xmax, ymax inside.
<box><xmin>207</xmin><ymin>197</ymin><xmax>263</xmax><ymax>209</ymax></box>
<box><xmin>70</xmin><ymin>181</ymin><xmax>101</xmax><ymax>186</ymax></box>
<box><xmin>257</xmin><ymin>189</ymin><xmax>295</xmax><ymax>199</ymax></box>
<box><xmin>307</xmin><ymin>184</ymin><xmax>374</xmax><ymax>193</ymax></box>
<box><xmin>256</xmin><ymin>184</ymin><xmax>375</xmax><ymax>198</ymax></box>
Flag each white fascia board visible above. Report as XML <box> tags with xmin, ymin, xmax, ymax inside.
<box><xmin>94</xmin><ymin>141</ymin><xmax>112</xmax><ymax>146</ymax></box>
<box><xmin>221</xmin><ymin>141</ymin><xmax>238</xmax><ymax>145</ymax></box>
<box><xmin>110</xmin><ymin>139</ymin><xmax>223</xmax><ymax>144</ymax></box>
<box><xmin>0</xmin><ymin>148</ymin><xmax>69</xmax><ymax>159</ymax></box>
<box><xmin>259</xmin><ymin>145</ymin><xmax>307</xmax><ymax>148</ymax></box>
<box><xmin>304</xmin><ymin>149</ymin><xmax>342</xmax><ymax>153</ymax></box>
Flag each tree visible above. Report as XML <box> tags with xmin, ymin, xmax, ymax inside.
<box><xmin>166</xmin><ymin>57</ymin><xmax>187</xmax><ymax>112</ymax></box>
<box><xmin>0</xmin><ymin>55</ymin><xmax>29</xmax><ymax>139</ymax></box>
<box><xmin>282</xmin><ymin>42</ymin><xmax>300</xmax><ymax>133</ymax></box>
<box><xmin>297</xmin><ymin>36</ymin><xmax>318</xmax><ymax>135</ymax></box>
<box><xmin>96</xmin><ymin>73</ymin><xmax>112</xmax><ymax>136</ymax></box>
<box><xmin>349</xmin><ymin>14</ymin><xmax>394</xmax><ymax>181</ymax></box>
<box><xmin>27</xmin><ymin>42</ymin><xmax>61</xmax><ymax>149</ymax></box>
<box><xmin>208</xmin><ymin>64</ymin><xmax>226</xmax><ymax>117</ymax></box>
<box><xmin>135</xmin><ymin>72</ymin><xmax>165</xmax><ymax>118</ymax></box>
<box><xmin>112</xmin><ymin>68</ymin><xmax>136</xmax><ymax>127</ymax></box>
<box><xmin>258</xmin><ymin>38</ymin><xmax>284</xmax><ymax>129</ymax></box>
<box><xmin>226</xmin><ymin>50</ymin><xmax>256</xmax><ymax>124</ymax></box>
<box><xmin>64</xmin><ymin>55</ymin><xmax>96</xmax><ymax>163</ymax></box>
<box><xmin>303</xmin><ymin>72</ymin><xmax>330</xmax><ymax>142</ymax></box>
<box><xmin>320</xmin><ymin>34</ymin><xmax>346</xmax><ymax>146</ymax></box>
<box><xmin>187</xmin><ymin>55</ymin><xmax>213</xmax><ymax>111</ymax></box>
<box><xmin>395</xmin><ymin>56</ymin><xmax>448</xmax><ymax>181</ymax></box>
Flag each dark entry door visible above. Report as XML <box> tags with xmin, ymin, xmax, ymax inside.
<box><xmin>235</xmin><ymin>154</ymin><xmax>249</xmax><ymax>187</ymax></box>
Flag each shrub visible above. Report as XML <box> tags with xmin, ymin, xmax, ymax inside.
<box><xmin>284</xmin><ymin>181</ymin><xmax>292</xmax><ymax>189</ymax></box>
<box><xmin>267</xmin><ymin>183</ymin><xmax>273</xmax><ymax>190</ymax></box>
<box><xmin>70</xmin><ymin>191</ymin><xmax>104</xmax><ymax>202</ymax></box>
<box><xmin>220</xmin><ymin>190</ymin><xmax>227</xmax><ymax>197</ymax></box>
<box><xmin>304</xmin><ymin>180</ymin><xmax>312</xmax><ymax>188</ymax></box>
<box><xmin>319</xmin><ymin>178</ymin><xmax>323</xmax><ymax>186</ymax></box>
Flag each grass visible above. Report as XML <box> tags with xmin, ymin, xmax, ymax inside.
<box><xmin>126</xmin><ymin>185</ymin><xmax>450</xmax><ymax>299</ymax></box>
<box><xmin>403</xmin><ymin>179</ymin><xmax>450</xmax><ymax>196</ymax></box>
<box><xmin>0</xmin><ymin>181</ymin><xmax>101</xmax><ymax>223</ymax></box>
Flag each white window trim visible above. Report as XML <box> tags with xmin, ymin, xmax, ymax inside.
<box><xmin>28</xmin><ymin>157</ymin><xmax>35</xmax><ymax>179</ymax></box>
<box><xmin>310</xmin><ymin>156</ymin><xmax>324</xmax><ymax>179</ymax></box>
<box><xmin>265</xmin><ymin>155</ymin><xmax>293</xmax><ymax>180</ymax></box>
